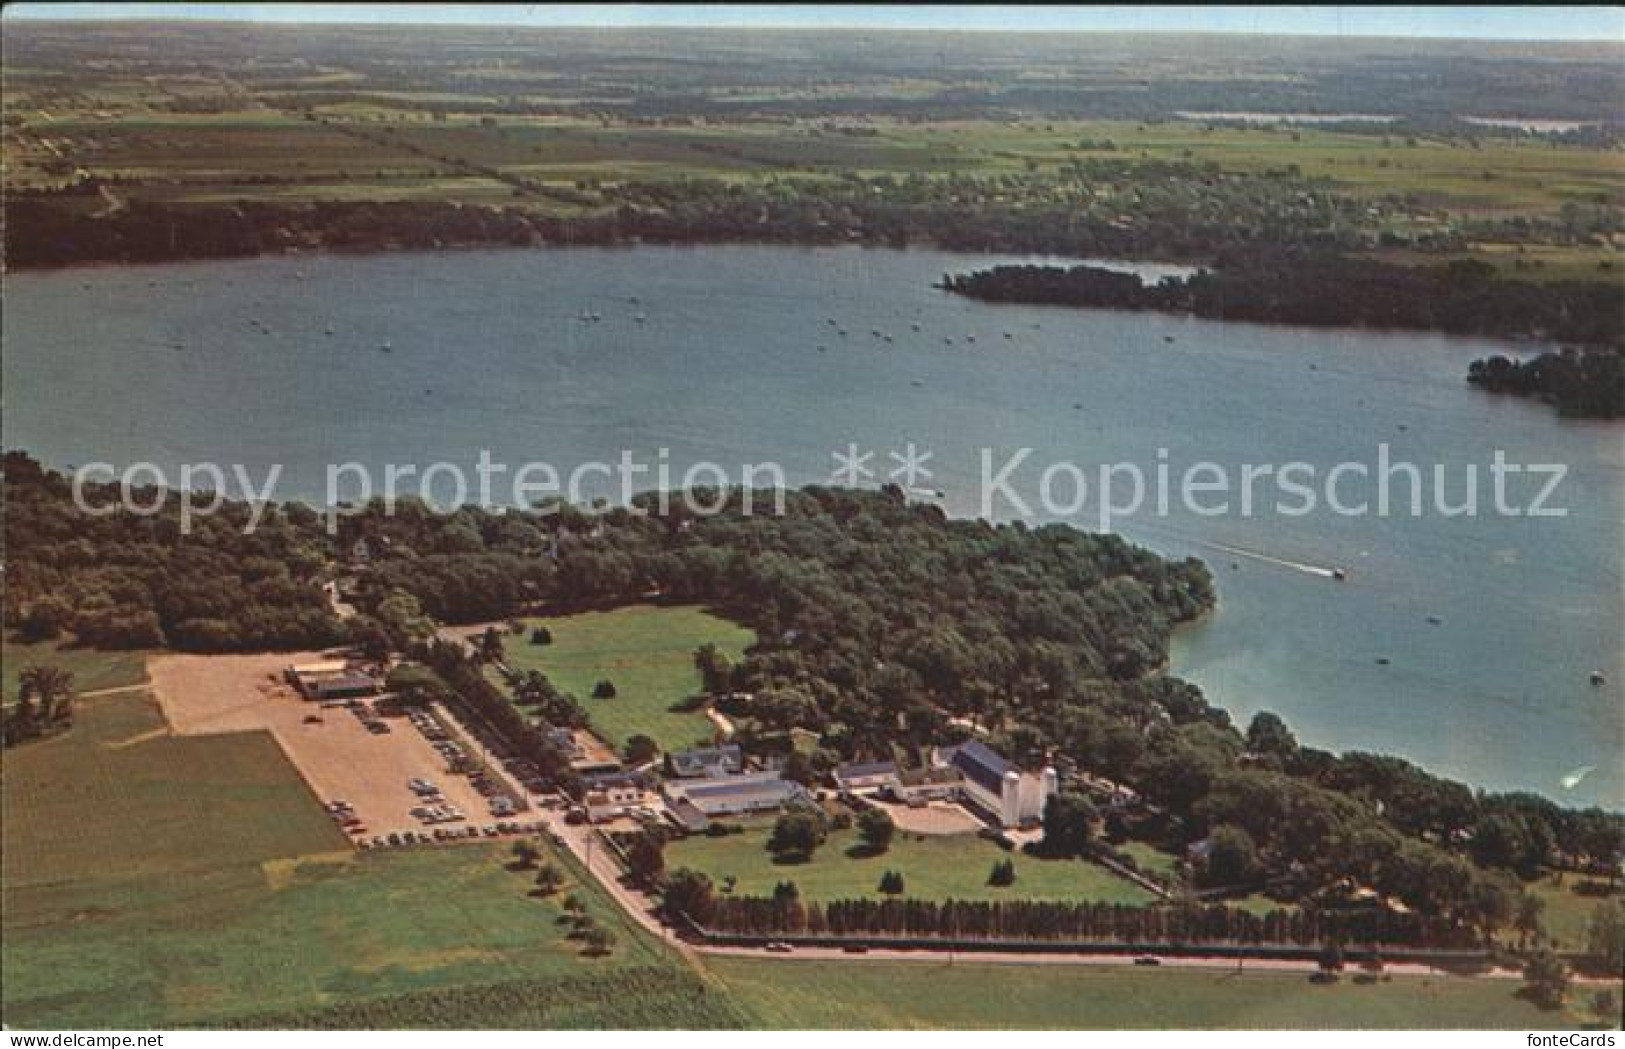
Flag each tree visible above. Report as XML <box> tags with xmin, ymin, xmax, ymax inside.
<box><xmin>582</xmin><ymin>925</ymin><xmax>616</xmax><ymax>956</ymax></box>
<box><xmin>1317</xmin><ymin>938</ymin><xmax>1345</xmax><ymax>980</ymax></box>
<box><xmin>1513</xmin><ymin>892</ymin><xmax>1546</xmax><ymax>950</ymax></box>
<box><xmin>1583</xmin><ymin>898</ymin><xmax>1625</xmax><ymax>972</ymax></box>
<box><xmin>988</xmin><ymin>858</ymin><xmax>1017</xmax><ymax>886</ymax></box>
<box><xmin>878</xmin><ymin>870</ymin><xmax>906</xmax><ymax>895</ymax></box>
<box><xmin>510</xmin><ymin>838</ymin><xmax>541</xmax><ymax>870</ymax></box>
<box><xmin>592</xmin><ymin>679</ymin><xmax>617</xmax><ymax>699</ymax></box>
<box><xmin>1203</xmin><ymin>824</ymin><xmax>1260</xmax><ymax>887</ymax></box>
<box><xmin>478</xmin><ymin>626</ymin><xmax>506</xmax><ymax>664</ymax></box>
<box><xmin>662</xmin><ymin>868</ymin><xmax>716</xmax><ymax>926</ymax></box>
<box><xmin>623</xmin><ymin>734</ymin><xmax>659</xmax><ymax>766</ymax></box>
<box><xmin>627</xmin><ymin>832</ymin><xmax>666</xmax><ymax>887</ymax></box>
<box><xmin>384</xmin><ymin>663</ymin><xmax>446</xmax><ymax>705</ymax></box>
<box><xmin>781</xmin><ymin>750</ymin><xmax>816</xmax><ymax>787</ymax></box>
<box><xmin>18</xmin><ymin>666</ymin><xmax>74</xmax><ymax>727</ymax></box>
<box><xmin>1521</xmin><ymin>949</ymin><xmax>1569</xmax><ymax>1010</ymax></box>
<box><xmin>530</xmin><ymin>626</ymin><xmax>553</xmax><ymax>645</ymax></box>
<box><xmin>856</xmin><ymin>807</ymin><xmax>896</xmax><ymax>855</ymax></box>
<box><xmin>694</xmin><ymin>642</ymin><xmax>732</xmax><ymax>694</ymax></box>
<box><xmin>1244</xmin><ymin>711</ymin><xmax>1298</xmax><ymax>759</ymax></box>
<box><xmin>767</xmin><ymin>811</ymin><xmax>826</xmax><ymax>863</ymax></box>
<box><xmin>1040</xmin><ymin>791</ymin><xmax>1097</xmax><ymax>856</ymax></box>
<box><xmin>533</xmin><ymin>862</ymin><xmax>564</xmax><ymax>896</ymax></box>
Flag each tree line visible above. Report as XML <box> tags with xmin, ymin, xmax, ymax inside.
<box><xmin>941</xmin><ymin>257</ymin><xmax>1624</xmax><ymax>347</ymax></box>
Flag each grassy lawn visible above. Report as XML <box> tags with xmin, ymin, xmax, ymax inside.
<box><xmin>705</xmin><ymin>957</ymin><xmax>1603</xmax><ymax>1030</ymax></box>
<box><xmin>1117</xmin><ymin>840</ymin><xmax>1182</xmax><ymax>880</ymax></box>
<box><xmin>504</xmin><ymin>605</ymin><xmax>753</xmax><ymax>753</ymax></box>
<box><xmin>1</xmin><ymin>689</ymin><xmax>712</xmax><ymax>1028</ymax></box>
<box><xmin>2</xmin><ymin>638</ymin><xmax>151</xmax><ymax>706</ymax></box>
<box><xmin>666</xmin><ymin>820</ymin><xmax>1154</xmax><ymax>906</ymax></box>
<box><xmin>1526</xmin><ymin>871</ymin><xmax>1623</xmax><ymax>952</ymax></box>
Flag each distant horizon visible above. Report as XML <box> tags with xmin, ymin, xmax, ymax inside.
<box><xmin>6</xmin><ymin>4</ymin><xmax>1624</xmax><ymax>44</ymax></box>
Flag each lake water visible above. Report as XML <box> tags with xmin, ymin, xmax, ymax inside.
<box><xmin>5</xmin><ymin>245</ymin><xmax>1621</xmax><ymax>808</ymax></box>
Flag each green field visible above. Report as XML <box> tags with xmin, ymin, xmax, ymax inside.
<box><xmin>1526</xmin><ymin>872</ymin><xmax>1623</xmax><ymax>952</ymax></box>
<box><xmin>666</xmin><ymin>819</ymin><xmax>1154</xmax><ymax>906</ymax></box>
<box><xmin>2</xmin><ymin>637</ymin><xmax>151</xmax><ymax>706</ymax></box>
<box><xmin>2</xmin><ymin>689</ymin><xmax>346</xmax><ymax>889</ymax></box>
<box><xmin>504</xmin><ymin>605</ymin><xmax>754</xmax><ymax>753</ymax></box>
<box><xmin>0</xmin><ymin>689</ymin><xmax>714</xmax><ymax>1028</ymax></box>
<box><xmin>706</xmin><ymin>957</ymin><xmax>1599</xmax><ymax>1029</ymax></box>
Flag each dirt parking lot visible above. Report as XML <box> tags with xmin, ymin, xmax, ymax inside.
<box><xmin>868</xmin><ymin>797</ymin><xmax>986</xmax><ymax>836</ymax></box>
<box><xmin>148</xmin><ymin>652</ymin><xmax>513</xmax><ymax>842</ymax></box>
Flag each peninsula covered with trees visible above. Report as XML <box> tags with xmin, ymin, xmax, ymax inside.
<box><xmin>5</xmin><ymin>454</ymin><xmax>1621</xmax><ymax>960</ymax></box>
<box><xmin>939</xmin><ymin>257</ymin><xmax>1624</xmax><ymax>348</ymax></box>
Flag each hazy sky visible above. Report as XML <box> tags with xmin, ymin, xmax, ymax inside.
<box><xmin>7</xmin><ymin>4</ymin><xmax>1624</xmax><ymax>42</ymax></box>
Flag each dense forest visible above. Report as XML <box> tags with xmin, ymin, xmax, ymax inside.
<box><xmin>1467</xmin><ymin>349</ymin><xmax>1625</xmax><ymax>418</ymax></box>
<box><xmin>940</xmin><ymin>258</ymin><xmax>1625</xmax><ymax>347</ymax></box>
<box><xmin>6</xmin><ymin>453</ymin><xmax>1620</xmax><ymax>947</ymax></box>
<box><xmin>1</xmin><ymin>453</ymin><xmax>343</xmax><ymax>651</ymax></box>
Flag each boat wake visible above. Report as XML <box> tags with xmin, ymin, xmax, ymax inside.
<box><xmin>1195</xmin><ymin>540</ymin><xmax>1342</xmax><ymax>580</ymax></box>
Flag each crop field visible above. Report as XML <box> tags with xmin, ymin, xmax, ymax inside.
<box><xmin>2</xmin><ymin>688</ymin><xmax>691</xmax><ymax>1028</ymax></box>
<box><xmin>1</xmin><ymin>689</ymin><xmax>346</xmax><ymax>890</ymax></box>
<box><xmin>704</xmin><ymin>957</ymin><xmax>1597</xmax><ymax>1029</ymax></box>
<box><xmin>2</xmin><ymin>638</ymin><xmax>151</xmax><ymax>706</ymax></box>
<box><xmin>665</xmin><ymin>819</ymin><xmax>1155</xmax><ymax>906</ymax></box>
<box><xmin>7</xmin><ymin>28</ymin><xmax>1622</xmax><ymax>283</ymax></box>
<box><xmin>505</xmin><ymin>605</ymin><xmax>753</xmax><ymax>753</ymax></box>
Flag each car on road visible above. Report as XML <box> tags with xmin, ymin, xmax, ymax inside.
<box><xmin>1134</xmin><ymin>955</ymin><xmax>1162</xmax><ymax>966</ymax></box>
<box><xmin>765</xmin><ymin>941</ymin><xmax>793</xmax><ymax>953</ymax></box>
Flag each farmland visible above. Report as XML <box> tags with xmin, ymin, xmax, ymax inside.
<box><xmin>0</xmin><ymin>687</ymin><xmax>711</xmax><ymax>1028</ymax></box>
<box><xmin>503</xmin><ymin>605</ymin><xmax>753</xmax><ymax>753</ymax></box>
<box><xmin>665</xmin><ymin>818</ymin><xmax>1155</xmax><ymax>906</ymax></box>
<box><xmin>704</xmin><ymin>957</ymin><xmax>1599</xmax><ymax>1029</ymax></box>
<box><xmin>1</xmin><ymin>689</ymin><xmax>346</xmax><ymax>890</ymax></box>
<box><xmin>5</xmin><ymin>22</ymin><xmax>1621</xmax><ymax>282</ymax></box>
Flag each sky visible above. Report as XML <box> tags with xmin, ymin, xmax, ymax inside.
<box><xmin>6</xmin><ymin>4</ymin><xmax>1624</xmax><ymax>42</ymax></box>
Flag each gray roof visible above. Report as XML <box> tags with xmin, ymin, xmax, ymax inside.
<box><xmin>669</xmin><ymin>744</ymin><xmax>743</xmax><ymax>775</ymax></box>
<box><xmin>949</xmin><ymin>740</ymin><xmax>1011</xmax><ymax>795</ymax></box>
<box><xmin>667</xmin><ymin>771</ymin><xmax>807</xmax><ymax>814</ymax></box>
<box><xmin>309</xmin><ymin>673</ymin><xmax>378</xmax><ymax>696</ymax></box>
<box><xmin>835</xmin><ymin>760</ymin><xmax>899</xmax><ymax>781</ymax></box>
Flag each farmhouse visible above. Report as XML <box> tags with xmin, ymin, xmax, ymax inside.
<box><xmin>833</xmin><ymin>759</ymin><xmax>900</xmax><ymax>794</ymax></box>
<box><xmin>666</xmin><ymin>744</ymin><xmax>743</xmax><ymax>779</ymax></box>
<box><xmin>890</xmin><ymin>765</ymin><xmax>963</xmax><ymax>803</ymax></box>
<box><xmin>933</xmin><ymin>740</ymin><xmax>1057</xmax><ymax>829</ymax></box>
<box><xmin>581</xmin><ymin>772</ymin><xmax>648</xmax><ymax>823</ymax></box>
<box><xmin>663</xmin><ymin>771</ymin><xmax>810</xmax><ymax>831</ymax></box>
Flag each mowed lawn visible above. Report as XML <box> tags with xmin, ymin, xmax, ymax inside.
<box><xmin>2</xmin><ymin>638</ymin><xmax>152</xmax><ymax>706</ymax></box>
<box><xmin>506</xmin><ymin>605</ymin><xmax>753</xmax><ymax>753</ymax></box>
<box><xmin>1526</xmin><ymin>871</ymin><xmax>1623</xmax><ymax>952</ymax></box>
<box><xmin>1</xmin><ymin>690</ymin><xmax>683</xmax><ymax>1028</ymax></box>
<box><xmin>666</xmin><ymin>820</ymin><xmax>1154</xmax><ymax>906</ymax></box>
<box><xmin>705</xmin><ymin>957</ymin><xmax>1586</xmax><ymax>1030</ymax></box>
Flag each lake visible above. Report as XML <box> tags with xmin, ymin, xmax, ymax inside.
<box><xmin>5</xmin><ymin>245</ymin><xmax>1621</xmax><ymax>808</ymax></box>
